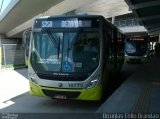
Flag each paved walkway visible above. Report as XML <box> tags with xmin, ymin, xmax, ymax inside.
<box><xmin>97</xmin><ymin>55</ymin><xmax>160</xmax><ymax>113</ymax></box>
<box><xmin>0</xmin><ymin>69</ymin><xmax>29</xmax><ymax>104</ymax></box>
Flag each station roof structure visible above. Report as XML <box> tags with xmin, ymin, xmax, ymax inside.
<box><xmin>0</xmin><ymin>0</ymin><xmax>64</xmax><ymax>35</ymax></box>
<box><xmin>0</xmin><ymin>0</ymin><xmax>131</xmax><ymax>38</ymax></box>
<box><xmin>125</xmin><ymin>0</ymin><xmax>160</xmax><ymax>37</ymax></box>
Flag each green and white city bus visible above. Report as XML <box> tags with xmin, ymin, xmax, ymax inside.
<box><xmin>125</xmin><ymin>36</ymin><xmax>149</xmax><ymax>63</ymax></box>
<box><xmin>28</xmin><ymin>15</ymin><xmax>125</xmax><ymax>100</ymax></box>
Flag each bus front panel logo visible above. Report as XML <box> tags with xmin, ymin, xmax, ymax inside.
<box><xmin>58</xmin><ymin>83</ymin><xmax>63</xmax><ymax>88</ymax></box>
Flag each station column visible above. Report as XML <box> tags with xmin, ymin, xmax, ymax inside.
<box><xmin>112</xmin><ymin>16</ymin><xmax>115</xmax><ymax>24</ymax></box>
<box><xmin>159</xmin><ymin>34</ymin><xmax>160</xmax><ymax>43</ymax></box>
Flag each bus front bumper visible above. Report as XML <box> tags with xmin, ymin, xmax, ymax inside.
<box><xmin>125</xmin><ymin>56</ymin><xmax>146</xmax><ymax>63</ymax></box>
<box><xmin>29</xmin><ymin>81</ymin><xmax>102</xmax><ymax>101</ymax></box>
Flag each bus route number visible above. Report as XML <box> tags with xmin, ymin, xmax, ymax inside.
<box><xmin>68</xmin><ymin>83</ymin><xmax>83</xmax><ymax>88</ymax></box>
<box><xmin>42</xmin><ymin>21</ymin><xmax>53</xmax><ymax>28</ymax></box>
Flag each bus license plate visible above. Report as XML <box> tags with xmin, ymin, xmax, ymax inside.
<box><xmin>68</xmin><ymin>83</ymin><xmax>83</xmax><ymax>88</ymax></box>
<box><xmin>54</xmin><ymin>95</ymin><xmax>67</xmax><ymax>99</ymax></box>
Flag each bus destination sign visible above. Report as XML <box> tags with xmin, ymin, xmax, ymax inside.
<box><xmin>34</xmin><ymin>19</ymin><xmax>93</xmax><ymax>29</ymax></box>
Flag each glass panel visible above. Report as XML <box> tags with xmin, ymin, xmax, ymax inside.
<box><xmin>114</xmin><ymin>21</ymin><xmax>119</xmax><ymax>27</ymax></box>
<box><xmin>72</xmin><ymin>32</ymin><xmax>99</xmax><ymax>73</ymax></box>
<box><xmin>125</xmin><ymin>42</ymin><xmax>136</xmax><ymax>53</ymax></box>
<box><xmin>120</xmin><ymin>20</ymin><xmax>126</xmax><ymax>27</ymax></box>
<box><xmin>125</xmin><ymin>38</ymin><xmax>148</xmax><ymax>55</ymax></box>
<box><xmin>126</xmin><ymin>19</ymin><xmax>133</xmax><ymax>27</ymax></box>
<box><xmin>31</xmin><ymin>30</ymin><xmax>100</xmax><ymax>73</ymax></box>
<box><xmin>31</xmin><ymin>32</ymin><xmax>63</xmax><ymax>72</ymax></box>
<box><xmin>132</xmin><ymin>19</ymin><xmax>139</xmax><ymax>26</ymax></box>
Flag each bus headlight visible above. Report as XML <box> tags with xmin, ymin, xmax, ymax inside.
<box><xmin>87</xmin><ymin>75</ymin><xmax>100</xmax><ymax>89</ymax></box>
<box><xmin>144</xmin><ymin>55</ymin><xmax>147</xmax><ymax>58</ymax></box>
<box><xmin>124</xmin><ymin>52</ymin><xmax>128</xmax><ymax>56</ymax></box>
<box><xmin>144</xmin><ymin>53</ymin><xmax>148</xmax><ymax>58</ymax></box>
<box><xmin>30</xmin><ymin>76</ymin><xmax>38</xmax><ymax>84</ymax></box>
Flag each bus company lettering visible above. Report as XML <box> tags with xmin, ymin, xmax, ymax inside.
<box><xmin>53</xmin><ymin>73</ymin><xmax>69</xmax><ymax>76</ymax></box>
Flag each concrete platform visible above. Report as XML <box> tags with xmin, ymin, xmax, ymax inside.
<box><xmin>97</xmin><ymin>56</ymin><xmax>160</xmax><ymax>113</ymax></box>
<box><xmin>0</xmin><ymin>68</ymin><xmax>29</xmax><ymax>103</ymax></box>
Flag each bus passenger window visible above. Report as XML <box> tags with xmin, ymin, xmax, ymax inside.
<box><xmin>84</xmin><ymin>38</ymin><xmax>98</xmax><ymax>53</ymax></box>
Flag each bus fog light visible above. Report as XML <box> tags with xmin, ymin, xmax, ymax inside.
<box><xmin>87</xmin><ymin>76</ymin><xmax>99</xmax><ymax>89</ymax></box>
<box><xmin>30</xmin><ymin>77</ymin><xmax>38</xmax><ymax>84</ymax></box>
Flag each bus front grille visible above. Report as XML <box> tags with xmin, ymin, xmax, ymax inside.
<box><xmin>37</xmin><ymin>73</ymin><xmax>88</xmax><ymax>81</ymax></box>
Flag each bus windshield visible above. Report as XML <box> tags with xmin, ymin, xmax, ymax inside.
<box><xmin>125</xmin><ymin>38</ymin><xmax>148</xmax><ymax>56</ymax></box>
<box><xmin>31</xmin><ymin>29</ymin><xmax>100</xmax><ymax>73</ymax></box>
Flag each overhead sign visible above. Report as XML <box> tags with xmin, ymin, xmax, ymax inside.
<box><xmin>39</xmin><ymin>20</ymin><xmax>91</xmax><ymax>28</ymax></box>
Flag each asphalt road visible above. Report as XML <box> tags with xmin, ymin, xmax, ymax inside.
<box><xmin>0</xmin><ymin>62</ymin><xmax>140</xmax><ymax>115</ymax></box>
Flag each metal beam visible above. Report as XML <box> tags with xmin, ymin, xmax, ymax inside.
<box><xmin>124</xmin><ymin>0</ymin><xmax>160</xmax><ymax>33</ymax></box>
<box><xmin>124</xmin><ymin>0</ymin><xmax>145</xmax><ymax>25</ymax></box>
<box><xmin>148</xmin><ymin>26</ymin><xmax>160</xmax><ymax>32</ymax></box>
<box><xmin>149</xmin><ymin>29</ymin><xmax>160</xmax><ymax>36</ymax></box>
<box><xmin>146</xmin><ymin>23</ymin><xmax>160</xmax><ymax>29</ymax></box>
<box><xmin>149</xmin><ymin>32</ymin><xmax>160</xmax><ymax>37</ymax></box>
<box><xmin>124</xmin><ymin>0</ymin><xmax>133</xmax><ymax>6</ymax></box>
<box><xmin>138</xmin><ymin>15</ymin><xmax>160</xmax><ymax>21</ymax></box>
<box><xmin>129</xmin><ymin>1</ymin><xmax>160</xmax><ymax>10</ymax></box>
<box><xmin>148</xmin><ymin>27</ymin><xmax>160</xmax><ymax>33</ymax></box>
<box><xmin>0</xmin><ymin>0</ymin><xmax>4</xmax><ymax>13</ymax></box>
<box><xmin>148</xmin><ymin>27</ymin><xmax>160</xmax><ymax>37</ymax></box>
<box><xmin>131</xmin><ymin>9</ymin><xmax>145</xmax><ymax>26</ymax></box>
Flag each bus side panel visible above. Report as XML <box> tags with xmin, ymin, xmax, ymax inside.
<box><xmin>101</xmin><ymin>19</ymin><xmax>125</xmax><ymax>95</ymax></box>
<box><xmin>101</xmin><ymin>20</ymin><xmax>112</xmax><ymax>92</ymax></box>
<box><xmin>101</xmin><ymin>19</ymin><xmax>119</xmax><ymax>94</ymax></box>
<box><xmin>117</xmin><ymin>32</ymin><xmax>125</xmax><ymax>71</ymax></box>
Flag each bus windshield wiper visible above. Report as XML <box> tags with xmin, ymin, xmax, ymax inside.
<box><xmin>58</xmin><ymin>37</ymin><xmax>60</xmax><ymax>59</ymax></box>
<box><xmin>67</xmin><ymin>38</ymin><xmax>70</xmax><ymax>61</ymax></box>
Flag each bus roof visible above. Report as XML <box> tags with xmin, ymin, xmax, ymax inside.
<box><xmin>35</xmin><ymin>15</ymin><xmax>105</xmax><ymax>20</ymax></box>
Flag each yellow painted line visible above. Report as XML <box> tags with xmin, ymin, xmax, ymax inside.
<box><xmin>133</xmin><ymin>82</ymin><xmax>152</xmax><ymax>113</ymax></box>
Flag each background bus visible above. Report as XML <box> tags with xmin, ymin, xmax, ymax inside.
<box><xmin>28</xmin><ymin>15</ymin><xmax>125</xmax><ymax>100</ymax></box>
<box><xmin>124</xmin><ymin>36</ymin><xmax>149</xmax><ymax>63</ymax></box>
<box><xmin>23</xmin><ymin>29</ymin><xmax>31</xmax><ymax>66</ymax></box>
